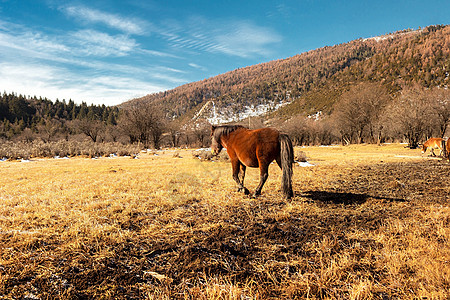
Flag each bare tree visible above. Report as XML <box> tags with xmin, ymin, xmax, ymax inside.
<box><xmin>104</xmin><ymin>125</ymin><xmax>121</xmax><ymax>142</ymax></box>
<box><xmin>20</xmin><ymin>128</ymin><xmax>35</xmax><ymax>142</ymax></box>
<box><xmin>283</xmin><ymin>117</ymin><xmax>310</xmax><ymax>146</ymax></box>
<box><xmin>430</xmin><ymin>88</ymin><xmax>450</xmax><ymax>138</ymax></box>
<box><xmin>36</xmin><ymin>119</ymin><xmax>63</xmax><ymax>142</ymax></box>
<box><xmin>167</xmin><ymin>121</ymin><xmax>182</xmax><ymax>148</ymax></box>
<box><xmin>191</xmin><ymin>120</ymin><xmax>210</xmax><ymax>147</ymax></box>
<box><xmin>332</xmin><ymin>83</ymin><xmax>390</xmax><ymax>144</ymax></box>
<box><xmin>150</xmin><ymin>118</ymin><xmax>165</xmax><ymax>149</ymax></box>
<box><xmin>74</xmin><ymin>119</ymin><xmax>104</xmax><ymax>142</ymax></box>
<box><xmin>118</xmin><ymin>104</ymin><xmax>165</xmax><ymax>149</ymax></box>
<box><xmin>283</xmin><ymin>116</ymin><xmax>335</xmax><ymax>146</ymax></box>
<box><xmin>310</xmin><ymin>118</ymin><xmax>335</xmax><ymax>145</ymax></box>
<box><xmin>383</xmin><ymin>86</ymin><xmax>434</xmax><ymax>148</ymax></box>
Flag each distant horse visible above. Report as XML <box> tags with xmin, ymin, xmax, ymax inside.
<box><xmin>421</xmin><ymin>137</ymin><xmax>444</xmax><ymax>156</ymax></box>
<box><xmin>211</xmin><ymin>125</ymin><xmax>294</xmax><ymax>199</ymax></box>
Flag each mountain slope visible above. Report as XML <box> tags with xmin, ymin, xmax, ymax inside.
<box><xmin>124</xmin><ymin>25</ymin><xmax>450</xmax><ymax>125</ymax></box>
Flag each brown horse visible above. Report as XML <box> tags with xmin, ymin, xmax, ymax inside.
<box><xmin>211</xmin><ymin>125</ymin><xmax>294</xmax><ymax>199</ymax></box>
<box><xmin>421</xmin><ymin>137</ymin><xmax>444</xmax><ymax>156</ymax></box>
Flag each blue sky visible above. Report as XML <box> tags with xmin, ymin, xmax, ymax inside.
<box><xmin>0</xmin><ymin>0</ymin><xmax>448</xmax><ymax>105</ymax></box>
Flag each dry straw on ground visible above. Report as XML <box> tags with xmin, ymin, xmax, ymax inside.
<box><xmin>0</xmin><ymin>144</ymin><xmax>448</xmax><ymax>299</ymax></box>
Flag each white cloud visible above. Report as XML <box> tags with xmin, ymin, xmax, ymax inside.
<box><xmin>0</xmin><ymin>62</ymin><xmax>168</xmax><ymax>105</ymax></box>
<box><xmin>214</xmin><ymin>22</ymin><xmax>282</xmax><ymax>58</ymax></box>
<box><xmin>139</xmin><ymin>48</ymin><xmax>180</xmax><ymax>58</ymax></box>
<box><xmin>0</xmin><ymin>30</ymin><xmax>69</xmax><ymax>59</ymax></box>
<box><xmin>0</xmin><ymin>8</ymin><xmax>284</xmax><ymax>106</ymax></box>
<box><xmin>188</xmin><ymin>63</ymin><xmax>207</xmax><ymax>71</ymax></box>
<box><xmin>161</xmin><ymin>18</ymin><xmax>282</xmax><ymax>58</ymax></box>
<box><xmin>154</xmin><ymin>66</ymin><xmax>186</xmax><ymax>74</ymax></box>
<box><xmin>147</xmin><ymin>72</ymin><xmax>186</xmax><ymax>85</ymax></box>
<box><xmin>0</xmin><ymin>19</ymin><xmax>187</xmax><ymax>104</ymax></box>
<box><xmin>70</xmin><ymin>29</ymin><xmax>137</xmax><ymax>57</ymax></box>
<box><xmin>0</xmin><ymin>21</ymin><xmax>136</xmax><ymax>61</ymax></box>
<box><xmin>61</xmin><ymin>5</ymin><xmax>147</xmax><ymax>35</ymax></box>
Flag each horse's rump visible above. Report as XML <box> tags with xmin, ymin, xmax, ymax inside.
<box><xmin>226</xmin><ymin>127</ymin><xmax>281</xmax><ymax>167</ymax></box>
<box><xmin>422</xmin><ymin>137</ymin><xmax>445</xmax><ymax>156</ymax></box>
<box><xmin>424</xmin><ymin>137</ymin><xmax>444</xmax><ymax>148</ymax></box>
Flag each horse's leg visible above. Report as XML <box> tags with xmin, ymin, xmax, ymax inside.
<box><xmin>232</xmin><ymin>159</ymin><xmax>249</xmax><ymax>195</ymax></box>
<box><xmin>253</xmin><ymin>164</ymin><xmax>269</xmax><ymax>197</ymax></box>
<box><xmin>239</xmin><ymin>164</ymin><xmax>247</xmax><ymax>188</ymax></box>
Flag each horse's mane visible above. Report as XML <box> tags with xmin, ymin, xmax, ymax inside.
<box><xmin>213</xmin><ymin>125</ymin><xmax>246</xmax><ymax>141</ymax></box>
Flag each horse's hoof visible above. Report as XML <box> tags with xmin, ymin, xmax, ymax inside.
<box><xmin>238</xmin><ymin>187</ymin><xmax>250</xmax><ymax>195</ymax></box>
<box><xmin>284</xmin><ymin>193</ymin><xmax>293</xmax><ymax>200</ymax></box>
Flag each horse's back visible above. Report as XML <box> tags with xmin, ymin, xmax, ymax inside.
<box><xmin>228</xmin><ymin>127</ymin><xmax>281</xmax><ymax>167</ymax></box>
<box><xmin>425</xmin><ymin>137</ymin><xmax>443</xmax><ymax>148</ymax></box>
<box><xmin>230</xmin><ymin>127</ymin><xmax>279</xmax><ymax>145</ymax></box>
<box><xmin>252</xmin><ymin>127</ymin><xmax>280</xmax><ymax>142</ymax></box>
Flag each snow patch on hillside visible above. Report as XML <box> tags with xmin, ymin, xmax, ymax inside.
<box><xmin>362</xmin><ymin>29</ymin><xmax>422</xmax><ymax>43</ymax></box>
<box><xmin>205</xmin><ymin>101</ymin><xmax>289</xmax><ymax>125</ymax></box>
<box><xmin>307</xmin><ymin>111</ymin><xmax>322</xmax><ymax>121</ymax></box>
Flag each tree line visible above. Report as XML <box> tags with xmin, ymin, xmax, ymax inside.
<box><xmin>283</xmin><ymin>83</ymin><xmax>450</xmax><ymax>148</ymax></box>
<box><xmin>0</xmin><ymin>92</ymin><xmax>119</xmax><ymax>141</ymax></box>
<box><xmin>1</xmin><ymin>83</ymin><xmax>449</xmax><ymax>151</ymax></box>
<box><xmin>0</xmin><ymin>92</ymin><xmax>213</xmax><ymax>149</ymax></box>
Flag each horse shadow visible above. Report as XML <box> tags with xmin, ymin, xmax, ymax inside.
<box><xmin>300</xmin><ymin>191</ymin><xmax>405</xmax><ymax>205</ymax></box>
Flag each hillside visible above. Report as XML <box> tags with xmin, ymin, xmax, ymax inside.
<box><xmin>125</xmin><ymin>25</ymin><xmax>450</xmax><ymax>125</ymax></box>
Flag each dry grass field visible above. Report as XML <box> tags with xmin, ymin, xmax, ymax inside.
<box><xmin>0</xmin><ymin>144</ymin><xmax>449</xmax><ymax>299</ymax></box>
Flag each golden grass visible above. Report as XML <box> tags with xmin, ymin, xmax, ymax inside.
<box><xmin>0</xmin><ymin>144</ymin><xmax>448</xmax><ymax>299</ymax></box>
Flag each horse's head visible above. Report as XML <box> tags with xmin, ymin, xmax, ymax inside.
<box><xmin>210</xmin><ymin>125</ymin><xmax>223</xmax><ymax>155</ymax></box>
<box><xmin>420</xmin><ymin>143</ymin><xmax>426</xmax><ymax>153</ymax></box>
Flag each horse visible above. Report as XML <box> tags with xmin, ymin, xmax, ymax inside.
<box><xmin>210</xmin><ymin>125</ymin><xmax>294</xmax><ymax>199</ymax></box>
<box><xmin>421</xmin><ymin>137</ymin><xmax>444</xmax><ymax>157</ymax></box>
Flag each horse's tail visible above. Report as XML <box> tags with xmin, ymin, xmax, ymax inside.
<box><xmin>279</xmin><ymin>134</ymin><xmax>294</xmax><ymax>199</ymax></box>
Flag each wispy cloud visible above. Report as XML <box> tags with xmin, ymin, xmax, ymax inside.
<box><xmin>0</xmin><ymin>4</ymin><xmax>284</xmax><ymax>105</ymax></box>
<box><xmin>0</xmin><ymin>22</ymin><xmax>176</xmax><ymax>63</ymax></box>
<box><xmin>138</xmin><ymin>48</ymin><xmax>180</xmax><ymax>58</ymax></box>
<box><xmin>70</xmin><ymin>30</ymin><xmax>137</xmax><ymax>57</ymax></box>
<box><xmin>188</xmin><ymin>63</ymin><xmax>207</xmax><ymax>71</ymax></box>
<box><xmin>0</xmin><ymin>26</ymin><xmax>135</xmax><ymax>64</ymax></box>
<box><xmin>160</xmin><ymin>18</ymin><xmax>282</xmax><ymax>58</ymax></box>
<box><xmin>154</xmin><ymin>66</ymin><xmax>186</xmax><ymax>74</ymax></box>
<box><xmin>0</xmin><ymin>19</ymin><xmax>185</xmax><ymax>104</ymax></box>
<box><xmin>0</xmin><ymin>24</ymin><xmax>69</xmax><ymax>59</ymax></box>
<box><xmin>0</xmin><ymin>61</ymin><xmax>168</xmax><ymax>105</ymax></box>
<box><xmin>60</xmin><ymin>5</ymin><xmax>148</xmax><ymax>35</ymax></box>
<box><xmin>214</xmin><ymin>22</ymin><xmax>282</xmax><ymax>57</ymax></box>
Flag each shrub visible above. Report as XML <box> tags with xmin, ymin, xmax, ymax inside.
<box><xmin>192</xmin><ymin>148</ymin><xmax>229</xmax><ymax>161</ymax></box>
<box><xmin>0</xmin><ymin>140</ymin><xmax>141</xmax><ymax>160</ymax></box>
<box><xmin>295</xmin><ymin>150</ymin><xmax>308</xmax><ymax>162</ymax></box>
